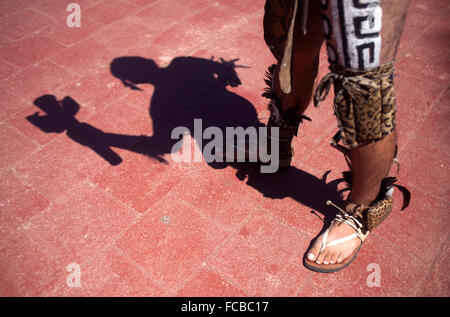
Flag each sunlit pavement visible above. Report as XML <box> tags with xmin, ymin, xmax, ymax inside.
<box><xmin>0</xmin><ymin>0</ymin><xmax>448</xmax><ymax>296</ymax></box>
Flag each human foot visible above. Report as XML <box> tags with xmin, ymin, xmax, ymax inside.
<box><xmin>303</xmin><ymin>201</ymin><xmax>369</xmax><ymax>273</ymax></box>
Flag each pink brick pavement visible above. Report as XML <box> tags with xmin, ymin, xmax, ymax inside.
<box><xmin>0</xmin><ymin>0</ymin><xmax>448</xmax><ymax>297</ymax></box>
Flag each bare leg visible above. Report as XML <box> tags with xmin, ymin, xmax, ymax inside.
<box><xmin>262</xmin><ymin>0</ymin><xmax>325</xmax><ymax>168</ymax></box>
<box><xmin>349</xmin><ymin>0</ymin><xmax>411</xmax><ymax>205</ymax></box>
<box><xmin>307</xmin><ymin>0</ymin><xmax>411</xmax><ymax>266</ymax></box>
<box><xmin>272</xmin><ymin>0</ymin><xmax>324</xmax><ymax>114</ymax></box>
<box><xmin>349</xmin><ymin>133</ymin><xmax>396</xmax><ymax>205</ymax></box>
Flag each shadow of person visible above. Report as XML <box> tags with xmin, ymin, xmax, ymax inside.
<box><xmin>110</xmin><ymin>55</ymin><xmax>345</xmax><ymax>220</ymax></box>
<box><xmin>109</xmin><ymin>55</ymin><xmax>264</xmax><ymax>155</ymax></box>
<box><xmin>29</xmin><ymin>54</ymin><xmax>345</xmax><ymax>225</ymax></box>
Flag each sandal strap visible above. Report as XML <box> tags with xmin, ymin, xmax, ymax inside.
<box><xmin>321</xmin><ymin>224</ymin><xmax>360</xmax><ymax>252</ymax></box>
<box><xmin>321</xmin><ymin>231</ymin><xmax>358</xmax><ymax>252</ymax></box>
<box><xmin>319</xmin><ymin>201</ymin><xmax>370</xmax><ymax>252</ymax></box>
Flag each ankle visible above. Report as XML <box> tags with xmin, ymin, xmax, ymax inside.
<box><xmin>348</xmin><ymin>192</ymin><xmax>376</xmax><ymax>206</ymax></box>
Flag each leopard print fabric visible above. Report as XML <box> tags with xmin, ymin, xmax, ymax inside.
<box><xmin>366</xmin><ymin>196</ymin><xmax>394</xmax><ymax>231</ymax></box>
<box><xmin>345</xmin><ymin>196</ymin><xmax>394</xmax><ymax>233</ymax></box>
<box><xmin>314</xmin><ymin>63</ymin><xmax>397</xmax><ymax>146</ymax></box>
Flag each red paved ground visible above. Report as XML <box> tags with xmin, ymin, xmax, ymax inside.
<box><xmin>0</xmin><ymin>0</ymin><xmax>448</xmax><ymax>297</ymax></box>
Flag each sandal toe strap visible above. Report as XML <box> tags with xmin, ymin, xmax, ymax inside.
<box><xmin>319</xmin><ymin>220</ymin><xmax>368</xmax><ymax>254</ymax></box>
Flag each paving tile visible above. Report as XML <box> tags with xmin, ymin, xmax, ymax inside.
<box><xmin>90</xmin><ymin>148</ymin><xmax>182</xmax><ymax>214</ymax></box>
<box><xmin>168</xmin><ymin>0</ymin><xmax>218</xmax><ymax>12</ymax></box>
<box><xmin>237</xmin><ymin>210</ymin><xmax>309</xmax><ymax>264</ymax></box>
<box><xmin>208</xmin><ymin>233</ymin><xmax>312</xmax><ymax>296</ymax></box>
<box><xmin>417</xmin><ymin>88</ymin><xmax>450</xmax><ymax>152</ymax></box>
<box><xmin>134</xmin><ymin>1</ymin><xmax>193</xmax><ymax>32</ymax></box>
<box><xmin>126</xmin><ymin>0</ymin><xmax>159</xmax><ymax>7</ymax></box>
<box><xmin>14</xmin><ymin>132</ymin><xmax>108</xmax><ymax>201</ymax></box>
<box><xmin>30</xmin><ymin>0</ymin><xmax>104</xmax><ymax>19</ymax></box>
<box><xmin>0</xmin><ymin>9</ymin><xmax>54</xmax><ymax>40</ymax></box>
<box><xmin>259</xmin><ymin>165</ymin><xmax>344</xmax><ymax>238</ymax></box>
<box><xmin>84</xmin><ymin>0</ymin><xmax>141</xmax><ymax>25</ymax></box>
<box><xmin>43</xmin><ymin>16</ymin><xmax>105</xmax><ymax>47</ymax></box>
<box><xmin>116</xmin><ymin>198</ymin><xmax>230</xmax><ymax>291</ymax></box>
<box><xmin>293</xmin><ymin>100</ymin><xmax>340</xmax><ymax>165</ymax></box>
<box><xmin>2</xmin><ymin>61</ymin><xmax>79</xmax><ymax>103</ymax></box>
<box><xmin>186</xmin><ymin>3</ymin><xmax>247</xmax><ymax>32</ymax></box>
<box><xmin>0</xmin><ymin>122</ymin><xmax>39</xmax><ymax>170</ymax></box>
<box><xmin>56</xmin><ymin>68</ymin><xmax>129</xmax><ymax>114</ymax></box>
<box><xmin>86</xmin><ymin>96</ymin><xmax>153</xmax><ymax>137</ymax></box>
<box><xmin>419</xmin><ymin>239</ymin><xmax>450</xmax><ymax>297</ymax></box>
<box><xmin>26</xmin><ymin>181</ymin><xmax>137</xmax><ymax>265</ymax></box>
<box><xmin>393</xmin><ymin>71</ymin><xmax>445</xmax><ymax>149</ymax></box>
<box><xmin>0</xmin><ymin>58</ymin><xmax>20</xmax><ymax>78</ymax></box>
<box><xmin>0</xmin><ymin>89</ymin><xmax>30</xmax><ymax>122</ymax></box>
<box><xmin>0</xmin><ymin>35</ymin><xmax>65</xmax><ymax>68</ymax></box>
<box><xmin>0</xmin><ymin>0</ymin><xmax>31</xmax><ymax>17</ymax></box>
<box><xmin>0</xmin><ymin>0</ymin><xmax>447</xmax><ymax>297</ymax></box>
<box><xmin>217</xmin><ymin>0</ymin><xmax>265</xmax><ymax>15</ymax></box>
<box><xmin>0</xmin><ymin>34</ymin><xmax>11</xmax><ymax>47</ymax></box>
<box><xmin>412</xmin><ymin>16</ymin><xmax>450</xmax><ymax>59</ymax></box>
<box><xmin>374</xmin><ymin>188</ymin><xmax>450</xmax><ymax>264</ymax></box>
<box><xmin>397</xmin><ymin>46</ymin><xmax>450</xmax><ymax>88</ymax></box>
<box><xmin>236</xmin><ymin>10</ymin><xmax>265</xmax><ymax>36</ymax></box>
<box><xmin>176</xmin><ymin>266</ymin><xmax>248</xmax><ymax>297</ymax></box>
<box><xmin>404</xmin><ymin>1</ymin><xmax>442</xmax><ymax>33</ymax></box>
<box><xmin>151</xmin><ymin>23</ymin><xmax>211</xmax><ymax>58</ymax></box>
<box><xmin>297</xmin><ymin>234</ymin><xmax>429</xmax><ymax>296</ymax></box>
<box><xmin>299</xmin><ymin>138</ymin><xmax>352</xmax><ymax>188</ymax></box>
<box><xmin>413</xmin><ymin>0</ymin><xmax>450</xmax><ymax>15</ymax></box>
<box><xmin>396</xmin><ymin>23</ymin><xmax>422</xmax><ymax>60</ymax></box>
<box><xmin>398</xmin><ymin>134</ymin><xmax>450</xmax><ymax>202</ymax></box>
<box><xmin>169</xmin><ymin>166</ymin><xmax>261</xmax><ymax>230</ymax></box>
<box><xmin>52</xmin><ymin>247</ymin><xmax>163</xmax><ymax>297</ymax></box>
<box><xmin>0</xmin><ymin>229</ymin><xmax>64</xmax><ymax>297</ymax></box>
<box><xmin>0</xmin><ymin>169</ymin><xmax>49</xmax><ymax>240</ymax></box>
<box><xmin>91</xmin><ymin>18</ymin><xmax>154</xmax><ymax>56</ymax></box>
<box><xmin>50</xmin><ymin>37</ymin><xmax>116</xmax><ymax>77</ymax></box>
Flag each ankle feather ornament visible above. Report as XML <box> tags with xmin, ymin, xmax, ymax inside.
<box><xmin>330</xmin><ymin>130</ymin><xmax>411</xmax><ymax>233</ymax></box>
<box><xmin>262</xmin><ymin>64</ymin><xmax>311</xmax><ymax>167</ymax></box>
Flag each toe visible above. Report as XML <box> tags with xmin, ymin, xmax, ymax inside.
<box><xmin>316</xmin><ymin>250</ymin><xmax>327</xmax><ymax>264</ymax></box>
<box><xmin>330</xmin><ymin>251</ymin><xmax>340</xmax><ymax>264</ymax></box>
<box><xmin>324</xmin><ymin>250</ymin><xmax>334</xmax><ymax>265</ymax></box>
<box><xmin>306</xmin><ymin>241</ymin><xmax>322</xmax><ymax>262</ymax></box>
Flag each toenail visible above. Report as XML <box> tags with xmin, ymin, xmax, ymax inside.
<box><xmin>323</xmin><ymin>261</ymin><xmax>328</xmax><ymax>264</ymax></box>
<box><xmin>316</xmin><ymin>260</ymin><xmax>321</xmax><ymax>264</ymax></box>
<box><xmin>307</xmin><ymin>253</ymin><xmax>315</xmax><ymax>260</ymax></box>
<box><xmin>330</xmin><ymin>261</ymin><xmax>335</xmax><ymax>264</ymax></box>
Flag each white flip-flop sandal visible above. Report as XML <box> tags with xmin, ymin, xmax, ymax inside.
<box><xmin>303</xmin><ymin>201</ymin><xmax>369</xmax><ymax>273</ymax></box>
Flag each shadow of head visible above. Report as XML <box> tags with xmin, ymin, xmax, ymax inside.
<box><xmin>110</xmin><ymin>56</ymin><xmax>160</xmax><ymax>91</ymax></box>
<box><xmin>27</xmin><ymin>94</ymin><xmax>80</xmax><ymax>133</ymax></box>
<box><xmin>110</xmin><ymin>55</ymin><xmax>247</xmax><ymax>92</ymax></box>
